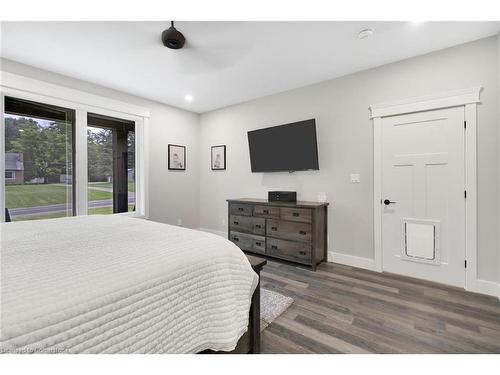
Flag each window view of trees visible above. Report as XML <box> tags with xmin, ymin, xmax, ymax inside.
<box><xmin>87</xmin><ymin>127</ymin><xmax>135</xmax><ymax>183</ymax></box>
<box><xmin>87</xmin><ymin>127</ymin><xmax>113</xmax><ymax>182</ymax></box>
<box><xmin>4</xmin><ymin>114</ymin><xmax>74</xmax><ymax>221</ymax></box>
<box><xmin>4</xmin><ymin>111</ymin><xmax>135</xmax><ymax>222</ymax></box>
<box><xmin>87</xmin><ymin>125</ymin><xmax>135</xmax><ymax>215</ymax></box>
<box><xmin>5</xmin><ymin>115</ymin><xmax>73</xmax><ymax>183</ymax></box>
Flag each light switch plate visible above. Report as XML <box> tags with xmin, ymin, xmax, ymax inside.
<box><xmin>350</xmin><ymin>173</ymin><xmax>361</xmax><ymax>183</ymax></box>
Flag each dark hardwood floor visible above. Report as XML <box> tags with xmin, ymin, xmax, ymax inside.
<box><xmin>259</xmin><ymin>260</ymin><xmax>500</xmax><ymax>354</ymax></box>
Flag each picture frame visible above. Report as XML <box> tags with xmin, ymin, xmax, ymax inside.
<box><xmin>211</xmin><ymin>145</ymin><xmax>226</xmax><ymax>170</ymax></box>
<box><xmin>168</xmin><ymin>144</ymin><xmax>186</xmax><ymax>171</ymax></box>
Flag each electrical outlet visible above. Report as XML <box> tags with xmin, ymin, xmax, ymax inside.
<box><xmin>222</xmin><ymin>219</ymin><xmax>226</xmax><ymax>227</ymax></box>
<box><xmin>177</xmin><ymin>218</ymin><xmax>182</xmax><ymax>226</ymax></box>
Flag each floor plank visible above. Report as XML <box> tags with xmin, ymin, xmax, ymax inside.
<box><xmin>259</xmin><ymin>260</ymin><xmax>500</xmax><ymax>354</ymax></box>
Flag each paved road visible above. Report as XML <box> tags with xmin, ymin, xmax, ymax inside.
<box><xmin>9</xmin><ymin>195</ymin><xmax>135</xmax><ymax>217</ymax></box>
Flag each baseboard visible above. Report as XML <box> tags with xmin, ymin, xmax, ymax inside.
<box><xmin>328</xmin><ymin>251</ymin><xmax>379</xmax><ymax>272</ymax></box>
<box><xmin>203</xmin><ymin>234</ymin><xmax>499</xmax><ymax>299</ymax></box>
<box><xmin>197</xmin><ymin>227</ymin><xmax>227</xmax><ymax>238</ymax></box>
<box><xmin>466</xmin><ymin>278</ymin><xmax>500</xmax><ymax>298</ymax></box>
<box><xmin>330</xmin><ymin>252</ymin><xmax>500</xmax><ymax>298</ymax></box>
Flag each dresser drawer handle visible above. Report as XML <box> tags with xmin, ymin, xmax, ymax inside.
<box><xmin>233</xmin><ymin>221</ymin><xmax>239</xmax><ymax>225</ymax></box>
<box><xmin>233</xmin><ymin>237</ymin><xmax>239</xmax><ymax>242</ymax></box>
<box><xmin>238</xmin><ymin>207</ymin><xmax>244</xmax><ymax>211</ymax></box>
<box><xmin>255</xmin><ymin>242</ymin><xmax>261</xmax><ymax>246</ymax></box>
<box><xmin>299</xmin><ymin>230</ymin><xmax>307</xmax><ymax>235</ymax></box>
<box><xmin>255</xmin><ymin>224</ymin><xmax>262</xmax><ymax>229</ymax></box>
<box><xmin>271</xmin><ymin>226</ymin><xmax>277</xmax><ymax>231</ymax></box>
<box><xmin>299</xmin><ymin>251</ymin><xmax>306</xmax><ymax>255</ymax></box>
<box><xmin>263</xmin><ymin>209</ymin><xmax>269</xmax><ymax>214</ymax></box>
<box><xmin>271</xmin><ymin>245</ymin><xmax>278</xmax><ymax>250</ymax></box>
<box><xmin>293</xmin><ymin>212</ymin><xmax>300</xmax><ymax>217</ymax></box>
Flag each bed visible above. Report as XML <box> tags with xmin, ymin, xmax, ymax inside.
<box><xmin>0</xmin><ymin>215</ymin><xmax>259</xmax><ymax>354</ymax></box>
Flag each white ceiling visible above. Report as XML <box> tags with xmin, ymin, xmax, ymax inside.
<box><xmin>1</xmin><ymin>21</ymin><xmax>499</xmax><ymax>113</ymax></box>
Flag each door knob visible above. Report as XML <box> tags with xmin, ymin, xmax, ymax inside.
<box><xmin>383</xmin><ymin>199</ymin><xmax>397</xmax><ymax>205</ymax></box>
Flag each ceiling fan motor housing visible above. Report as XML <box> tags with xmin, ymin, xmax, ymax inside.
<box><xmin>162</xmin><ymin>23</ymin><xmax>185</xmax><ymax>49</ymax></box>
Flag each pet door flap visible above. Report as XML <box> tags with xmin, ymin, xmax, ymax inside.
<box><xmin>405</xmin><ymin>222</ymin><xmax>435</xmax><ymax>260</ymax></box>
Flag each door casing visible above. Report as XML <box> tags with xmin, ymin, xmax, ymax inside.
<box><xmin>370</xmin><ymin>87</ymin><xmax>481</xmax><ymax>292</ymax></box>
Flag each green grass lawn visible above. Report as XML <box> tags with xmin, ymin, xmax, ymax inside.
<box><xmin>88</xmin><ymin>182</ymin><xmax>136</xmax><ymax>192</ymax></box>
<box><xmin>88</xmin><ymin>204</ymin><xmax>135</xmax><ymax>216</ymax></box>
<box><xmin>6</xmin><ymin>184</ymin><xmax>74</xmax><ymax>208</ymax></box>
<box><xmin>6</xmin><ymin>183</ymin><xmax>134</xmax><ymax>208</ymax></box>
<box><xmin>88</xmin><ymin>189</ymin><xmax>112</xmax><ymax>201</ymax></box>
<box><xmin>13</xmin><ymin>204</ymin><xmax>135</xmax><ymax>221</ymax></box>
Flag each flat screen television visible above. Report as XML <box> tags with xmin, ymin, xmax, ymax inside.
<box><xmin>247</xmin><ymin>119</ymin><xmax>319</xmax><ymax>172</ymax></box>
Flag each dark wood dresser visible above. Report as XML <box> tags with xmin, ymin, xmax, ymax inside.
<box><xmin>227</xmin><ymin>198</ymin><xmax>329</xmax><ymax>271</ymax></box>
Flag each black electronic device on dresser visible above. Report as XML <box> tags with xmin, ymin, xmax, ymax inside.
<box><xmin>268</xmin><ymin>191</ymin><xmax>297</xmax><ymax>203</ymax></box>
<box><xmin>227</xmin><ymin>198</ymin><xmax>329</xmax><ymax>271</ymax></box>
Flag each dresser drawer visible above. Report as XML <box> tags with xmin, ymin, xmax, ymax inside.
<box><xmin>266</xmin><ymin>238</ymin><xmax>311</xmax><ymax>264</ymax></box>
<box><xmin>253</xmin><ymin>205</ymin><xmax>280</xmax><ymax>219</ymax></box>
<box><xmin>280</xmin><ymin>207</ymin><xmax>312</xmax><ymax>223</ymax></box>
<box><xmin>230</xmin><ymin>215</ymin><xmax>265</xmax><ymax>235</ymax></box>
<box><xmin>266</xmin><ymin>219</ymin><xmax>312</xmax><ymax>243</ymax></box>
<box><xmin>230</xmin><ymin>231</ymin><xmax>266</xmax><ymax>255</ymax></box>
<box><xmin>229</xmin><ymin>203</ymin><xmax>253</xmax><ymax>217</ymax></box>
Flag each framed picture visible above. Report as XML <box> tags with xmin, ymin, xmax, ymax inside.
<box><xmin>211</xmin><ymin>145</ymin><xmax>226</xmax><ymax>170</ymax></box>
<box><xmin>168</xmin><ymin>144</ymin><xmax>186</xmax><ymax>170</ymax></box>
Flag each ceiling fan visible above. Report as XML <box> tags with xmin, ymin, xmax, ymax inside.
<box><xmin>161</xmin><ymin>21</ymin><xmax>186</xmax><ymax>49</ymax></box>
<box><xmin>159</xmin><ymin>21</ymin><xmax>250</xmax><ymax>74</ymax></box>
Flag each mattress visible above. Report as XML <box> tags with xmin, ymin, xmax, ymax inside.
<box><xmin>0</xmin><ymin>215</ymin><xmax>258</xmax><ymax>353</ymax></box>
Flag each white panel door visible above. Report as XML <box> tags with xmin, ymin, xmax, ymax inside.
<box><xmin>381</xmin><ymin>107</ymin><xmax>465</xmax><ymax>287</ymax></box>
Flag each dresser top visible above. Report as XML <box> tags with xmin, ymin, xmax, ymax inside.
<box><xmin>227</xmin><ymin>198</ymin><xmax>329</xmax><ymax>208</ymax></box>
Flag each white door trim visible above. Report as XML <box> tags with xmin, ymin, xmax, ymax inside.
<box><xmin>369</xmin><ymin>87</ymin><xmax>482</xmax><ymax>118</ymax></box>
<box><xmin>371</xmin><ymin>88</ymin><xmax>483</xmax><ymax>294</ymax></box>
<box><xmin>0</xmin><ymin>71</ymin><xmax>150</xmax><ymax>221</ymax></box>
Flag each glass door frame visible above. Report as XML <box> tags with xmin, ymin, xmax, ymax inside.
<box><xmin>0</xmin><ymin>76</ymin><xmax>149</xmax><ymax>222</ymax></box>
<box><xmin>3</xmin><ymin>96</ymin><xmax>77</xmax><ymax>220</ymax></box>
<box><xmin>87</xmin><ymin>112</ymin><xmax>136</xmax><ymax>215</ymax></box>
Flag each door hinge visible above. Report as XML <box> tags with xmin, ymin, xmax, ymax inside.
<box><xmin>464</xmin><ymin>190</ymin><xmax>467</xmax><ymax>199</ymax></box>
<box><xmin>465</xmin><ymin>260</ymin><xmax>467</xmax><ymax>268</ymax></box>
<box><xmin>464</xmin><ymin>121</ymin><xmax>467</xmax><ymax>129</ymax></box>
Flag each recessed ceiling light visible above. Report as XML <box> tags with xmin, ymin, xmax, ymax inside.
<box><xmin>184</xmin><ymin>94</ymin><xmax>194</xmax><ymax>102</ymax></box>
<box><xmin>357</xmin><ymin>29</ymin><xmax>374</xmax><ymax>40</ymax></box>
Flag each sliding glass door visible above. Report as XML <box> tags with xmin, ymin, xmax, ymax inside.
<box><xmin>3</xmin><ymin>97</ymin><xmax>75</xmax><ymax>221</ymax></box>
<box><xmin>2</xmin><ymin>93</ymin><xmax>143</xmax><ymax>222</ymax></box>
<box><xmin>87</xmin><ymin>113</ymin><xmax>135</xmax><ymax>215</ymax></box>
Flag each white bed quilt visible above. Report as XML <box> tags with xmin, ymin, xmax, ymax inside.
<box><xmin>0</xmin><ymin>215</ymin><xmax>258</xmax><ymax>353</ymax></box>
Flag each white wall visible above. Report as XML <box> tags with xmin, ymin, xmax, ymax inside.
<box><xmin>146</xmin><ymin>104</ymin><xmax>200</xmax><ymax>228</ymax></box>
<box><xmin>199</xmin><ymin>36</ymin><xmax>500</xmax><ymax>283</ymax></box>
<box><xmin>0</xmin><ymin>58</ymin><xmax>201</xmax><ymax>228</ymax></box>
